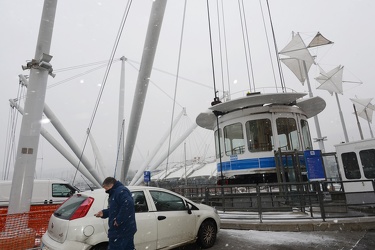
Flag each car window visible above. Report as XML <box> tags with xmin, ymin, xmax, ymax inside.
<box><xmin>132</xmin><ymin>191</ymin><xmax>148</xmax><ymax>213</ymax></box>
<box><xmin>150</xmin><ymin>191</ymin><xmax>186</xmax><ymax>211</ymax></box>
<box><xmin>53</xmin><ymin>195</ymin><xmax>87</xmax><ymax>220</ymax></box>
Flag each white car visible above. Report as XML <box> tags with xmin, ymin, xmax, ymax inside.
<box><xmin>41</xmin><ymin>186</ymin><xmax>220</xmax><ymax>249</ymax></box>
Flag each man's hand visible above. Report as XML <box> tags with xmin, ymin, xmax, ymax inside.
<box><xmin>94</xmin><ymin>210</ymin><xmax>103</xmax><ymax>218</ymax></box>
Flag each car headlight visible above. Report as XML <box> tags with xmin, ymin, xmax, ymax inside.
<box><xmin>213</xmin><ymin>207</ymin><xmax>218</xmax><ymax>214</ymax></box>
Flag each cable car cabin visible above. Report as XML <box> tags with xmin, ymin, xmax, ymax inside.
<box><xmin>196</xmin><ymin>92</ymin><xmax>326</xmax><ymax>185</ymax></box>
<box><xmin>335</xmin><ymin>138</ymin><xmax>375</xmax><ymax>204</ymax></box>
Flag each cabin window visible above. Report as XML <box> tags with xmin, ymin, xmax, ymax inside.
<box><xmin>223</xmin><ymin>123</ymin><xmax>245</xmax><ymax>156</ymax></box>
<box><xmin>341</xmin><ymin>152</ymin><xmax>361</xmax><ymax>179</ymax></box>
<box><xmin>359</xmin><ymin>149</ymin><xmax>375</xmax><ymax>178</ymax></box>
<box><xmin>276</xmin><ymin>118</ymin><xmax>300</xmax><ymax>151</ymax></box>
<box><xmin>245</xmin><ymin>119</ymin><xmax>273</xmax><ymax>152</ymax></box>
<box><xmin>300</xmin><ymin>120</ymin><xmax>312</xmax><ymax>150</ymax></box>
<box><xmin>214</xmin><ymin>129</ymin><xmax>223</xmax><ymax>159</ymax></box>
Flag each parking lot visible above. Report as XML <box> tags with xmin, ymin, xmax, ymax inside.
<box><xmin>174</xmin><ymin>229</ymin><xmax>375</xmax><ymax>250</ymax></box>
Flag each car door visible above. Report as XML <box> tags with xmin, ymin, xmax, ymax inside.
<box><xmin>103</xmin><ymin>191</ymin><xmax>158</xmax><ymax>250</ymax></box>
<box><xmin>149</xmin><ymin>190</ymin><xmax>196</xmax><ymax>249</ymax></box>
<box><xmin>132</xmin><ymin>191</ymin><xmax>157</xmax><ymax>250</ymax></box>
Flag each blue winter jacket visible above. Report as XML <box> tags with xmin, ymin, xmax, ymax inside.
<box><xmin>102</xmin><ymin>181</ymin><xmax>137</xmax><ymax>240</ymax></box>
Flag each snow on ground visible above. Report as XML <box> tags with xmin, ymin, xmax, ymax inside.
<box><xmin>224</xmin><ymin>229</ymin><xmax>337</xmax><ymax>245</ymax></box>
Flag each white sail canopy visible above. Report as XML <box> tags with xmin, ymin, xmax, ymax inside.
<box><xmin>280</xmin><ymin>57</ymin><xmax>313</xmax><ymax>84</ymax></box>
<box><xmin>279</xmin><ymin>33</ymin><xmax>315</xmax><ymax>65</ymax></box>
<box><xmin>279</xmin><ymin>33</ymin><xmax>315</xmax><ymax>85</ymax></box>
<box><xmin>315</xmin><ymin>65</ymin><xmax>344</xmax><ymax>95</ymax></box>
<box><xmin>307</xmin><ymin>32</ymin><xmax>334</xmax><ymax>48</ymax></box>
<box><xmin>351</xmin><ymin>97</ymin><xmax>375</xmax><ymax>123</ymax></box>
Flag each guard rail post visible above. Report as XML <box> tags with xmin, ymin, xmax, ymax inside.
<box><xmin>256</xmin><ymin>185</ymin><xmax>263</xmax><ymax>223</ymax></box>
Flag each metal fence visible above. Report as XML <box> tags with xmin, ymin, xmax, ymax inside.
<box><xmin>169</xmin><ymin>180</ymin><xmax>375</xmax><ymax>223</ymax></box>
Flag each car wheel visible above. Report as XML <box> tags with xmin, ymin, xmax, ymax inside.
<box><xmin>197</xmin><ymin>220</ymin><xmax>217</xmax><ymax>248</ymax></box>
<box><xmin>91</xmin><ymin>243</ymin><xmax>108</xmax><ymax>250</ymax></box>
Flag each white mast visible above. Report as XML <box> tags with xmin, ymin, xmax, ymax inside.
<box><xmin>88</xmin><ymin>130</ymin><xmax>107</xmax><ymax>178</ymax></box>
<box><xmin>316</xmin><ymin>65</ymin><xmax>349</xmax><ymax>143</ymax></box>
<box><xmin>279</xmin><ymin>32</ymin><xmax>328</xmax><ymax>152</ymax></box>
<box><xmin>129</xmin><ymin>108</ymin><xmax>186</xmax><ymax>185</ymax></box>
<box><xmin>121</xmin><ymin>0</ymin><xmax>168</xmax><ymax>183</ymax></box>
<box><xmin>9</xmin><ymin>99</ymin><xmax>101</xmax><ymax>187</ymax></box>
<box><xmin>133</xmin><ymin>123</ymin><xmax>197</xmax><ymax>186</ymax></box>
<box><xmin>116</xmin><ymin>56</ymin><xmax>126</xmax><ymax>179</ymax></box>
<box><xmin>18</xmin><ymin>74</ymin><xmax>103</xmax><ymax>186</ymax></box>
<box><xmin>8</xmin><ymin>0</ymin><xmax>57</xmax><ymax>215</ymax></box>
<box><xmin>351</xmin><ymin>97</ymin><xmax>375</xmax><ymax>139</ymax></box>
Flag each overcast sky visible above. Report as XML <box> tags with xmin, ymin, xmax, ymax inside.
<box><xmin>1</xmin><ymin>0</ymin><xmax>374</xmax><ymax>181</ymax></box>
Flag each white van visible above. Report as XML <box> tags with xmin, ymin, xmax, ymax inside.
<box><xmin>335</xmin><ymin>138</ymin><xmax>375</xmax><ymax>204</ymax></box>
<box><xmin>0</xmin><ymin>179</ymin><xmax>78</xmax><ymax>207</ymax></box>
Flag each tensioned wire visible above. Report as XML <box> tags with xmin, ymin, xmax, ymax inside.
<box><xmin>72</xmin><ymin>0</ymin><xmax>133</xmax><ymax>185</ymax></box>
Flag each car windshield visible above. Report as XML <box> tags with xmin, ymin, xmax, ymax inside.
<box><xmin>54</xmin><ymin>195</ymin><xmax>87</xmax><ymax>220</ymax></box>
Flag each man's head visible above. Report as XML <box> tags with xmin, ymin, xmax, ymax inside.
<box><xmin>102</xmin><ymin>177</ymin><xmax>117</xmax><ymax>191</ymax></box>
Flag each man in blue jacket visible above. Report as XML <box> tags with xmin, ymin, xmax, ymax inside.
<box><xmin>95</xmin><ymin>177</ymin><xmax>137</xmax><ymax>250</ymax></box>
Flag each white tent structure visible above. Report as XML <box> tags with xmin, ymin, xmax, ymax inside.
<box><xmin>279</xmin><ymin>32</ymin><xmax>333</xmax><ymax>151</ymax></box>
<box><xmin>165</xmin><ymin>164</ymin><xmax>196</xmax><ymax>180</ymax></box>
<box><xmin>188</xmin><ymin>161</ymin><xmax>217</xmax><ymax>179</ymax></box>
<box><xmin>350</xmin><ymin>97</ymin><xmax>375</xmax><ymax>138</ymax></box>
<box><xmin>315</xmin><ymin>65</ymin><xmax>349</xmax><ymax>142</ymax></box>
<box><xmin>149</xmin><ymin>160</ymin><xmax>218</xmax><ymax>185</ymax></box>
<box><xmin>279</xmin><ymin>33</ymin><xmax>315</xmax><ymax>85</ymax></box>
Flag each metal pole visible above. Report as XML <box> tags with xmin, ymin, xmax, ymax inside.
<box><xmin>121</xmin><ymin>0</ymin><xmax>168</xmax><ymax>182</ymax></box>
<box><xmin>353</xmin><ymin>104</ymin><xmax>364</xmax><ymax>140</ymax></box>
<box><xmin>184</xmin><ymin>142</ymin><xmax>187</xmax><ymax>186</ymax></box>
<box><xmin>9</xmin><ymin>99</ymin><xmax>100</xmax><ymax>187</ymax></box>
<box><xmin>364</xmin><ymin>110</ymin><xmax>374</xmax><ymax>138</ymax></box>
<box><xmin>18</xmin><ymin>75</ymin><xmax>103</xmax><ymax>185</ymax></box>
<box><xmin>303</xmin><ymin>61</ymin><xmax>325</xmax><ymax>152</ymax></box>
<box><xmin>133</xmin><ymin>123</ymin><xmax>197</xmax><ymax>186</ymax></box>
<box><xmin>335</xmin><ymin>92</ymin><xmax>349</xmax><ymax>142</ymax></box>
<box><xmin>8</xmin><ymin>0</ymin><xmax>57</xmax><ymax>215</ymax></box>
<box><xmin>116</xmin><ymin>57</ymin><xmax>126</xmax><ymax>179</ymax></box>
<box><xmin>129</xmin><ymin>108</ymin><xmax>185</xmax><ymax>185</ymax></box>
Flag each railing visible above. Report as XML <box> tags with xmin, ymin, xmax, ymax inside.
<box><xmin>170</xmin><ymin>180</ymin><xmax>375</xmax><ymax>223</ymax></box>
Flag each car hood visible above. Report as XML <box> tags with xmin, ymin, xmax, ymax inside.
<box><xmin>194</xmin><ymin>202</ymin><xmax>217</xmax><ymax>211</ymax></box>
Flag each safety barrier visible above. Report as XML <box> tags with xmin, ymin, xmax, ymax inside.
<box><xmin>171</xmin><ymin>180</ymin><xmax>375</xmax><ymax>223</ymax></box>
<box><xmin>0</xmin><ymin>205</ymin><xmax>58</xmax><ymax>249</ymax></box>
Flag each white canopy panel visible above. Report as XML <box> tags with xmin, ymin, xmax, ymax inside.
<box><xmin>316</xmin><ymin>65</ymin><xmax>344</xmax><ymax>95</ymax></box>
<box><xmin>279</xmin><ymin>33</ymin><xmax>315</xmax><ymax>65</ymax></box>
<box><xmin>189</xmin><ymin>162</ymin><xmax>217</xmax><ymax>179</ymax></box>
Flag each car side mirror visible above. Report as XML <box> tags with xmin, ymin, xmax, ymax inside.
<box><xmin>186</xmin><ymin>203</ymin><xmax>192</xmax><ymax>214</ymax></box>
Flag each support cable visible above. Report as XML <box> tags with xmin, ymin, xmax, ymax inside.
<box><xmin>206</xmin><ymin>0</ymin><xmax>225</xmax><ymax>188</ymax></box>
<box><xmin>215</xmin><ymin>0</ymin><xmax>225</xmax><ymax>97</ymax></box>
<box><xmin>259</xmin><ymin>0</ymin><xmax>278</xmax><ymax>92</ymax></box>
<box><xmin>72</xmin><ymin>0</ymin><xmax>133</xmax><ymax>184</ymax></box>
<box><xmin>125</xmin><ymin>60</ymin><xmax>184</xmax><ymax>108</ymax></box>
<box><xmin>126</xmin><ymin>58</ymin><xmax>213</xmax><ymax>90</ymax></box>
<box><xmin>2</xmin><ymin>82</ymin><xmax>24</xmax><ymax>180</ymax></box>
<box><xmin>54</xmin><ymin>58</ymin><xmax>121</xmax><ymax>73</ymax></box>
<box><xmin>265</xmin><ymin>0</ymin><xmax>286</xmax><ymax>92</ymax></box>
<box><xmin>239</xmin><ymin>0</ymin><xmax>256</xmax><ymax>92</ymax></box>
<box><xmin>165</xmin><ymin>0</ymin><xmax>188</xmax><ymax>179</ymax></box>
<box><xmin>206</xmin><ymin>0</ymin><xmax>218</xmax><ymax>99</ymax></box>
<box><xmin>220</xmin><ymin>0</ymin><xmax>231</xmax><ymax>99</ymax></box>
